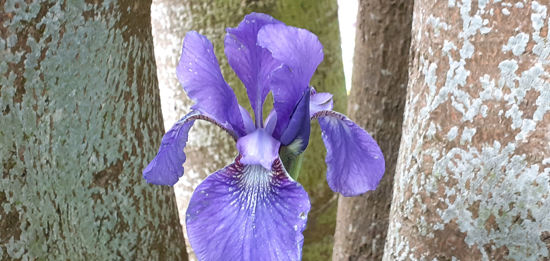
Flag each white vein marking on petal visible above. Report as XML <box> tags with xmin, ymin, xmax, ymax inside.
<box><xmin>235</xmin><ymin>165</ymin><xmax>274</xmax><ymax>213</ymax></box>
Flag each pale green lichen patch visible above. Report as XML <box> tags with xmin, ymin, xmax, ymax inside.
<box><xmin>433</xmin><ymin>142</ymin><xmax>549</xmax><ymax>259</ymax></box>
<box><xmin>384</xmin><ymin>0</ymin><xmax>550</xmax><ymax>260</ymax></box>
<box><xmin>1</xmin><ymin>0</ymin><xmax>184</xmax><ymax>259</ymax></box>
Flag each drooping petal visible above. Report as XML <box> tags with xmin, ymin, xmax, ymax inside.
<box><xmin>236</xmin><ymin>128</ymin><xmax>281</xmax><ymax>169</ymax></box>
<box><xmin>257</xmin><ymin>24</ymin><xmax>323</xmax><ymax>136</ymax></box>
<box><xmin>177</xmin><ymin>31</ymin><xmax>246</xmax><ymax>136</ymax></box>
<box><xmin>143</xmin><ymin>111</ymin><xmax>237</xmax><ymax>186</ymax></box>
<box><xmin>280</xmin><ymin>88</ymin><xmax>310</xmax><ymax>153</ymax></box>
<box><xmin>309</xmin><ymin>90</ymin><xmax>333</xmax><ymax>117</ymax></box>
<box><xmin>225</xmin><ymin>13</ymin><xmax>283</xmax><ymax>126</ymax></box>
<box><xmin>186</xmin><ymin>159</ymin><xmax>310</xmax><ymax>261</ymax></box>
<box><xmin>143</xmin><ymin>118</ymin><xmax>193</xmax><ymax>186</ymax></box>
<box><xmin>314</xmin><ymin>111</ymin><xmax>385</xmax><ymax>196</ymax></box>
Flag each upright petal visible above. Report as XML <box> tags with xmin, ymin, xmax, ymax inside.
<box><xmin>257</xmin><ymin>24</ymin><xmax>323</xmax><ymax>85</ymax></box>
<box><xmin>177</xmin><ymin>31</ymin><xmax>246</xmax><ymax>136</ymax></box>
<box><xmin>143</xmin><ymin>111</ymin><xmax>238</xmax><ymax>186</ymax></box>
<box><xmin>314</xmin><ymin>111</ymin><xmax>385</xmax><ymax>196</ymax></box>
<box><xmin>186</xmin><ymin>159</ymin><xmax>310</xmax><ymax>261</ymax></box>
<box><xmin>277</xmin><ymin>90</ymin><xmax>311</xmax><ymax>180</ymax></box>
<box><xmin>225</xmin><ymin>13</ymin><xmax>282</xmax><ymax>126</ymax></box>
<box><xmin>280</xmin><ymin>88</ymin><xmax>310</xmax><ymax>153</ymax></box>
<box><xmin>257</xmin><ymin>24</ymin><xmax>323</xmax><ymax>136</ymax></box>
<box><xmin>268</xmin><ymin>65</ymin><xmax>302</xmax><ymax>137</ymax></box>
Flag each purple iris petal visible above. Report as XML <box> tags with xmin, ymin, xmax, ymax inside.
<box><xmin>225</xmin><ymin>13</ymin><xmax>282</xmax><ymax>126</ymax></box>
<box><xmin>264</xmin><ymin>110</ymin><xmax>277</xmax><ymax>135</ymax></box>
<box><xmin>267</xmin><ymin>65</ymin><xmax>300</xmax><ymax>138</ymax></box>
<box><xmin>186</xmin><ymin>159</ymin><xmax>310</xmax><ymax>261</ymax></box>
<box><xmin>280</xmin><ymin>89</ymin><xmax>310</xmax><ymax>153</ymax></box>
<box><xmin>314</xmin><ymin>111</ymin><xmax>385</xmax><ymax>196</ymax></box>
<box><xmin>309</xmin><ymin>91</ymin><xmax>333</xmax><ymax>117</ymax></box>
<box><xmin>144</xmin><ymin>111</ymin><xmax>239</xmax><ymax>186</ymax></box>
<box><xmin>257</xmin><ymin>24</ymin><xmax>323</xmax><ymax>138</ymax></box>
<box><xmin>177</xmin><ymin>31</ymin><xmax>246</xmax><ymax>137</ymax></box>
<box><xmin>239</xmin><ymin>105</ymin><xmax>255</xmax><ymax>134</ymax></box>
<box><xmin>257</xmin><ymin>24</ymin><xmax>323</xmax><ymax>85</ymax></box>
<box><xmin>143</xmin><ymin>120</ymin><xmax>192</xmax><ymax>186</ymax></box>
<box><xmin>143</xmin><ymin>112</ymin><xmax>197</xmax><ymax>186</ymax></box>
<box><xmin>237</xmin><ymin>128</ymin><xmax>281</xmax><ymax>169</ymax></box>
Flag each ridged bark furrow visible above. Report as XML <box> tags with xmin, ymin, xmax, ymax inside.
<box><xmin>333</xmin><ymin>0</ymin><xmax>413</xmax><ymax>260</ymax></box>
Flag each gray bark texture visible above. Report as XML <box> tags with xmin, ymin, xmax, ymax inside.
<box><xmin>0</xmin><ymin>0</ymin><xmax>187</xmax><ymax>259</ymax></box>
<box><xmin>151</xmin><ymin>0</ymin><xmax>345</xmax><ymax>260</ymax></box>
<box><xmin>332</xmin><ymin>0</ymin><xmax>413</xmax><ymax>260</ymax></box>
<box><xmin>383</xmin><ymin>0</ymin><xmax>550</xmax><ymax>260</ymax></box>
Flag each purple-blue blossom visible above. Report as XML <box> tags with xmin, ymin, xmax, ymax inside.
<box><xmin>143</xmin><ymin>13</ymin><xmax>385</xmax><ymax>261</ymax></box>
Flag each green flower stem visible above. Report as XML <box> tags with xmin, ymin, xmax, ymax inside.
<box><xmin>279</xmin><ymin>144</ymin><xmax>304</xmax><ymax>180</ymax></box>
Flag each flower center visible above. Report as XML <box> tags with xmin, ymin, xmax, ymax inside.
<box><xmin>236</xmin><ymin>128</ymin><xmax>281</xmax><ymax>170</ymax></box>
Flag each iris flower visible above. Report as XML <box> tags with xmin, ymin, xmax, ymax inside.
<box><xmin>144</xmin><ymin>13</ymin><xmax>385</xmax><ymax>261</ymax></box>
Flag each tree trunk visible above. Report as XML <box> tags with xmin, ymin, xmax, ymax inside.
<box><xmin>151</xmin><ymin>1</ymin><xmax>345</xmax><ymax>260</ymax></box>
<box><xmin>332</xmin><ymin>0</ymin><xmax>412</xmax><ymax>260</ymax></box>
<box><xmin>384</xmin><ymin>0</ymin><xmax>550</xmax><ymax>260</ymax></box>
<box><xmin>0</xmin><ymin>1</ymin><xmax>186</xmax><ymax>259</ymax></box>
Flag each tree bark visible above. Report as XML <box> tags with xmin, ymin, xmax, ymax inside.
<box><xmin>332</xmin><ymin>0</ymin><xmax>413</xmax><ymax>260</ymax></box>
<box><xmin>0</xmin><ymin>0</ymin><xmax>186</xmax><ymax>259</ymax></box>
<box><xmin>384</xmin><ymin>0</ymin><xmax>550</xmax><ymax>260</ymax></box>
<box><xmin>151</xmin><ymin>0</ymin><xmax>345</xmax><ymax>260</ymax></box>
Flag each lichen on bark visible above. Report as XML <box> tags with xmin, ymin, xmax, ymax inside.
<box><xmin>0</xmin><ymin>0</ymin><xmax>186</xmax><ymax>259</ymax></box>
<box><xmin>384</xmin><ymin>1</ymin><xmax>550</xmax><ymax>260</ymax></box>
